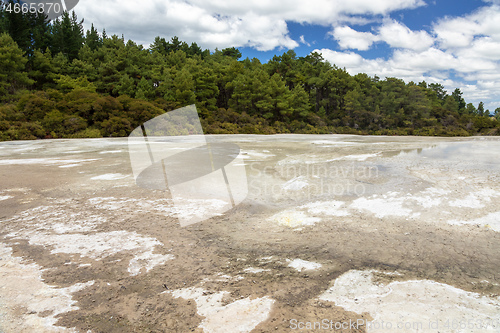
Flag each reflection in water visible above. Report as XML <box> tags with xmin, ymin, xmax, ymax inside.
<box><xmin>398</xmin><ymin>141</ymin><xmax>500</xmax><ymax>169</ymax></box>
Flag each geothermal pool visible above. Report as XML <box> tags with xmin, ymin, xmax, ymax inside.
<box><xmin>0</xmin><ymin>135</ymin><xmax>499</xmax><ymax>332</ymax></box>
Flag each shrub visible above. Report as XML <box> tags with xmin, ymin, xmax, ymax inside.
<box><xmin>101</xmin><ymin>116</ymin><xmax>132</xmax><ymax>137</ymax></box>
<box><xmin>68</xmin><ymin>128</ymin><xmax>102</xmax><ymax>138</ymax></box>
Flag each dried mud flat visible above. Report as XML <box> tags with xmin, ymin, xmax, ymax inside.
<box><xmin>1</xmin><ymin>134</ymin><xmax>500</xmax><ymax>333</ymax></box>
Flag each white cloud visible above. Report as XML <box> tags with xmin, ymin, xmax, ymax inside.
<box><xmin>186</xmin><ymin>0</ymin><xmax>425</xmax><ymax>23</ymax></box>
<box><xmin>315</xmin><ymin>49</ymin><xmax>406</xmax><ymax>79</ymax></box>
<box><xmin>433</xmin><ymin>18</ymin><xmax>478</xmax><ymax>48</ymax></box>
<box><xmin>455</xmin><ymin>37</ymin><xmax>500</xmax><ymax>62</ymax></box>
<box><xmin>316</xmin><ymin>46</ymin><xmax>500</xmax><ymax>110</ymax></box>
<box><xmin>74</xmin><ymin>0</ymin><xmax>426</xmax><ymax>51</ymax></box>
<box><xmin>332</xmin><ymin>20</ymin><xmax>434</xmax><ymax>52</ymax></box>
<box><xmin>377</xmin><ymin>19</ymin><xmax>434</xmax><ymax>51</ymax></box>
<box><xmin>433</xmin><ymin>5</ymin><xmax>500</xmax><ymax>49</ymax></box>
<box><xmin>332</xmin><ymin>26</ymin><xmax>378</xmax><ymax>51</ymax></box>
<box><xmin>70</xmin><ymin>0</ymin><xmax>499</xmax><ymax>110</ymax></box>
<box><xmin>299</xmin><ymin>35</ymin><xmax>311</xmax><ymax>46</ymax></box>
<box><xmin>315</xmin><ymin>48</ymin><xmax>453</xmax><ymax>81</ymax></box>
<box><xmin>318</xmin><ymin>3</ymin><xmax>500</xmax><ymax>111</ymax></box>
<box><xmin>430</xmin><ymin>4</ymin><xmax>500</xmax><ymax>109</ymax></box>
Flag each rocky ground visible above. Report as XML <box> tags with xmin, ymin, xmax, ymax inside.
<box><xmin>1</xmin><ymin>135</ymin><xmax>500</xmax><ymax>333</ymax></box>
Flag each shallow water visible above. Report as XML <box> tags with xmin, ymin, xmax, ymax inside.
<box><xmin>398</xmin><ymin>140</ymin><xmax>500</xmax><ymax>169</ymax></box>
<box><xmin>1</xmin><ymin>134</ymin><xmax>500</xmax><ymax>333</ymax></box>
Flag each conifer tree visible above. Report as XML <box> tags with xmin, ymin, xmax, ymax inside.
<box><xmin>0</xmin><ymin>33</ymin><xmax>33</xmax><ymax>97</ymax></box>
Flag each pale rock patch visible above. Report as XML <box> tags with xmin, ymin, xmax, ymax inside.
<box><xmin>0</xmin><ymin>243</ymin><xmax>94</xmax><ymax>332</ymax></box>
<box><xmin>282</xmin><ymin>176</ymin><xmax>308</xmax><ymax>191</ymax></box>
<box><xmin>300</xmin><ymin>200</ymin><xmax>349</xmax><ymax>217</ymax></box>
<box><xmin>243</xmin><ymin>267</ymin><xmax>270</xmax><ymax>274</ymax></box>
<box><xmin>448</xmin><ymin>211</ymin><xmax>500</xmax><ymax>232</ymax></box>
<box><xmin>268</xmin><ymin>210</ymin><xmax>321</xmax><ymax>228</ymax></box>
<box><xmin>350</xmin><ymin>196</ymin><xmax>412</xmax><ymax>218</ymax></box>
<box><xmin>327</xmin><ymin>153</ymin><xmax>380</xmax><ymax>162</ymax></box>
<box><xmin>287</xmin><ymin>259</ymin><xmax>322</xmax><ymax>272</ymax></box>
<box><xmin>91</xmin><ymin>173</ymin><xmax>128</xmax><ymax>180</ymax></box>
<box><xmin>319</xmin><ymin>270</ymin><xmax>500</xmax><ymax>333</ymax></box>
<box><xmin>17</xmin><ymin>231</ymin><xmax>174</xmax><ymax>276</ymax></box>
<box><xmin>0</xmin><ymin>158</ymin><xmax>99</xmax><ymax>166</ymax></box>
<box><xmin>167</xmin><ymin>287</ymin><xmax>274</xmax><ymax>333</ymax></box>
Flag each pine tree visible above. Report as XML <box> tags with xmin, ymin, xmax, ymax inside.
<box><xmin>1</xmin><ymin>0</ymin><xmax>31</xmax><ymax>54</ymax></box>
<box><xmin>0</xmin><ymin>1</ymin><xmax>51</xmax><ymax>58</ymax></box>
<box><xmin>85</xmin><ymin>24</ymin><xmax>102</xmax><ymax>51</ymax></box>
<box><xmin>0</xmin><ymin>3</ymin><xmax>6</xmax><ymax>34</ymax></box>
<box><xmin>429</xmin><ymin>83</ymin><xmax>446</xmax><ymax>102</ymax></box>
<box><xmin>289</xmin><ymin>84</ymin><xmax>311</xmax><ymax>118</ymax></box>
<box><xmin>30</xmin><ymin>11</ymin><xmax>51</xmax><ymax>55</ymax></box>
<box><xmin>193</xmin><ymin>64</ymin><xmax>219</xmax><ymax>110</ymax></box>
<box><xmin>30</xmin><ymin>49</ymin><xmax>56</xmax><ymax>89</ymax></box>
<box><xmin>452</xmin><ymin>88</ymin><xmax>466</xmax><ymax>113</ymax></box>
<box><xmin>478</xmin><ymin>101</ymin><xmax>485</xmax><ymax>117</ymax></box>
<box><xmin>135</xmin><ymin>77</ymin><xmax>153</xmax><ymax>100</ymax></box>
<box><xmin>465</xmin><ymin>103</ymin><xmax>477</xmax><ymax>115</ymax></box>
<box><xmin>0</xmin><ymin>33</ymin><xmax>33</xmax><ymax>97</ymax></box>
<box><xmin>221</xmin><ymin>47</ymin><xmax>242</xmax><ymax>60</ymax></box>
<box><xmin>443</xmin><ymin>95</ymin><xmax>459</xmax><ymax>113</ymax></box>
<box><xmin>150</xmin><ymin>36</ymin><xmax>168</xmax><ymax>55</ymax></box>
<box><xmin>173</xmin><ymin>67</ymin><xmax>196</xmax><ymax>105</ymax></box>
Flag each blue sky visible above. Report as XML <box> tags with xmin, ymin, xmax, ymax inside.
<box><xmin>74</xmin><ymin>0</ymin><xmax>500</xmax><ymax>111</ymax></box>
<box><xmin>239</xmin><ymin>1</ymin><xmax>484</xmax><ymax>61</ymax></box>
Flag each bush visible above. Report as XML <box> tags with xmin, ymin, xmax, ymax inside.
<box><xmin>5</xmin><ymin>122</ymin><xmax>45</xmax><ymax>140</ymax></box>
<box><xmin>220</xmin><ymin>122</ymin><xmax>240</xmax><ymax>134</ymax></box>
<box><xmin>273</xmin><ymin>121</ymin><xmax>291</xmax><ymax>134</ymax></box>
<box><xmin>101</xmin><ymin>116</ymin><xmax>132</xmax><ymax>137</ymax></box>
<box><xmin>17</xmin><ymin>91</ymin><xmax>57</xmax><ymax>121</ymax></box>
<box><xmin>68</xmin><ymin>128</ymin><xmax>102</xmax><ymax>138</ymax></box>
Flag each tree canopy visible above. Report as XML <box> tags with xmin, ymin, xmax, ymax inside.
<box><xmin>0</xmin><ymin>3</ymin><xmax>499</xmax><ymax>141</ymax></box>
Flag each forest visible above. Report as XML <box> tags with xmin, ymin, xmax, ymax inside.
<box><xmin>1</xmin><ymin>0</ymin><xmax>500</xmax><ymax>141</ymax></box>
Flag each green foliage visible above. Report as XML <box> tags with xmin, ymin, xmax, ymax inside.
<box><xmin>3</xmin><ymin>121</ymin><xmax>45</xmax><ymax>140</ymax></box>
<box><xmin>150</xmin><ymin>36</ymin><xmax>208</xmax><ymax>58</ymax></box>
<box><xmin>0</xmin><ymin>33</ymin><xmax>33</xmax><ymax>98</ymax></box>
<box><xmin>85</xmin><ymin>24</ymin><xmax>102</xmax><ymax>51</ymax></box>
<box><xmin>443</xmin><ymin>96</ymin><xmax>459</xmax><ymax>113</ymax></box>
<box><xmin>478</xmin><ymin>101</ymin><xmax>485</xmax><ymax>117</ymax></box>
<box><xmin>101</xmin><ymin>116</ymin><xmax>132</xmax><ymax>137</ymax></box>
<box><xmin>221</xmin><ymin>47</ymin><xmax>242</xmax><ymax>60</ymax></box>
<box><xmin>0</xmin><ymin>0</ymin><xmax>48</xmax><ymax>58</ymax></box>
<box><xmin>429</xmin><ymin>83</ymin><xmax>446</xmax><ymax>102</ymax></box>
<box><xmin>135</xmin><ymin>77</ymin><xmax>154</xmax><ymax>100</ymax></box>
<box><xmin>0</xmin><ymin>9</ymin><xmax>499</xmax><ymax>141</ymax></box>
<box><xmin>55</xmin><ymin>75</ymin><xmax>96</xmax><ymax>93</ymax></box>
<box><xmin>452</xmin><ymin>88</ymin><xmax>466</xmax><ymax>112</ymax></box>
<box><xmin>465</xmin><ymin>103</ymin><xmax>477</xmax><ymax>115</ymax></box>
<box><xmin>17</xmin><ymin>90</ymin><xmax>56</xmax><ymax>121</ymax></box>
<box><xmin>68</xmin><ymin>128</ymin><xmax>102</xmax><ymax>138</ymax></box>
<box><xmin>50</xmin><ymin>11</ymin><xmax>84</xmax><ymax>60</ymax></box>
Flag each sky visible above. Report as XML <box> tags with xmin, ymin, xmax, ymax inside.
<box><xmin>73</xmin><ymin>0</ymin><xmax>500</xmax><ymax>111</ymax></box>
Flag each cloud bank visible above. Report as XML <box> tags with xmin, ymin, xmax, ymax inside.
<box><xmin>73</xmin><ymin>0</ymin><xmax>500</xmax><ymax>110</ymax></box>
<box><xmin>318</xmin><ymin>4</ymin><xmax>500</xmax><ymax>110</ymax></box>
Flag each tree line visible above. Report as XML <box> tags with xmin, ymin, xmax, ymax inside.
<box><xmin>1</xmin><ymin>0</ymin><xmax>499</xmax><ymax>141</ymax></box>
